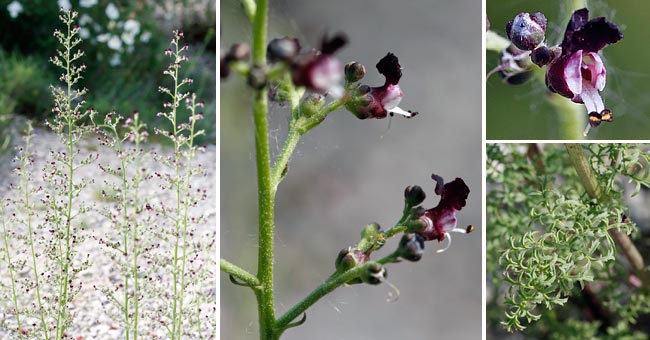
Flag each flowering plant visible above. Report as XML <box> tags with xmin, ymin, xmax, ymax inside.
<box><xmin>220</xmin><ymin>1</ymin><xmax>476</xmax><ymax>339</ymax></box>
<box><xmin>0</xmin><ymin>8</ymin><xmax>215</xmax><ymax>339</ymax></box>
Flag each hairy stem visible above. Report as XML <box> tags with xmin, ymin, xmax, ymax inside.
<box><xmin>221</xmin><ymin>259</ymin><xmax>261</xmax><ymax>287</ymax></box>
<box><xmin>250</xmin><ymin>0</ymin><xmax>276</xmax><ymax>339</ymax></box>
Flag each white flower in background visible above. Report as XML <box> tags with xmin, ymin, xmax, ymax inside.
<box><xmin>121</xmin><ymin>32</ymin><xmax>135</xmax><ymax>46</ymax></box>
<box><xmin>79</xmin><ymin>27</ymin><xmax>90</xmax><ymax>39</ymax></box>
<box><xmin>79</xmin><ymin>14</ymin><xmax>93</xmax><ymax>26</ymax></box>
<box><xmin>107</xmin><ymin>35</ymin><xmax>122</xmax><ymax>50</ymax></box>
<box><xmin>105</xmin><ymin>3</ymin><xmax>119</xmax><ymax>20</ymax></box>
<box><xmin>57</xmin><ymin>0</ymin><xmax>71</xmax><ymax>11</ymax></box>
<box><xmin>7</xmin><ymin>1</ymin><xmax>23</xmax><ymax>18</ymax></box>
<box><xmin>97</xmin><ymin>33</ymin><xmax>110</xmax><ymax>42</ymax></box>
<box><xmin>140</xmin><ymin>31</ymin><xmax>152</xmax><ymax>43</ymax></box>
<box><xmin>79</xmin><ymin>0</ymin><xmax>98</xmax><ymax>8</ymax></box>
<box><xmin>109</xmin><ymin>53</ymin><xmax>121</xmax><ymax>66</ymax></box>
<box><xmin>123</xmin><ymin>19</ymin><xmax>141</xmax><ymax>35</ymax></box>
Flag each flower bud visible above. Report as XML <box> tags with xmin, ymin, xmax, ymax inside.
<box><xmin>360</xmin><ymin>222</ymin><xmax>384</xmax><ymax>251</ymax></box>
<box><xmin>361</xmin><ymin>262</ymin><xmax>386</xmax><ymax>285</ymax></box>
<box><xmin>360</xmin><ymin>222</ymin><xmax>382</xmax><ymax>240</ymax></box>
<box><xmin>530</xmin><ymin>46</ymin><xmax>553</xmax><ymax>67</ymax></box>
<box><xmin>267</xmin><ymin>37</ymin><xmax>301</xmax><ymax>63</ymax></box>
<box><xmin>335</xmin><ymin>247</ymin><xmax>368</xmax><ymax>273</ymax></box>
<box><xmin>299</xmin><ymin>93</ymin><xmax>325</xmax><ymax>118</ymax></box>
<box><xmin>344</xmin><ymin>85</ymin><xmax>374</xmax><ymax>119</ymax></box>
<box><xmin>247</xmin><ymin>64</ymin><xmax>267</xmax><ymax>89</ymax></box>
<box><xmin>506</xmin><ymin>12</ymin><xmax>547</xmax><ymax>51</ymax></box>
<box><xmin>344</xmin><ymin>62</ymin><xmax>366</xmax><ymax>83</ymax></box>
<box><xmin>499</xmin><ymin>70</ymin><xmax>533</xmax><ymax>85</ymax></box>
<box><xmin>397</xmin><ymin>233</ymin><xmax>425</xmax><ymax>262</ymax></box>
<box><xmin>404</xmin><ymin>185</ymin><xmax>426</xmax><ymax>206</ymax></box>
<box><xmin>220</xmin><ymin>49</ymin><xmax>230</xmax><ymax>79</ymax></box>
<box><xmin>229</xmin><ymin>43</ymin><xmax>250</xmax><ymax>62</ymax></box>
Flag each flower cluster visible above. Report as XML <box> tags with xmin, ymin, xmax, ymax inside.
<box><xmin>491</xmin><ymin>8</ymin><xmax>623</xmax><ymax>136</ymax></box>
<box><xmin>223</xmin><ymin>33</ymin><xmax>419</xmax><ymax>121</ymax></box>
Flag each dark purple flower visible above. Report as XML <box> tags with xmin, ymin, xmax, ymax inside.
<box><xmin>545</xmin><ymin>8</ymin><xmax>623</xmax><ymax>136</ymax></box>
<box><xmin>291</xmin><ymin>33</ymin><xmax>348</xmax><ymax>97</ymax></box>
<box><xmin>417</xmin><ymin>174</ymin><xmax>474</xmax><ymax>253</ymax></box>
<box><xmin>345</xmin><ymin>53</ymin><xmax>418</xmax><ymax>119</ymax></box>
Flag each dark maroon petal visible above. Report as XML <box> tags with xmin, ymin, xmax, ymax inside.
<box><xmin>431</xmin><ymin>174</ymin><xmax>445</xmax><ymax>196</ymax></box>
<box><xmin>320</xmin><ymin>32</ymin><xmax>348</xmax><ymax>55</ymax></box>
<box><xmin>545</xmin><ymin>55</ymin><xmax>575</xmax><ymax>99</ymax></box>
<box><xmin>376</xmin><ymin>53</ymin><xmax>402</xmax><ymax>85</ymax></box>
<box><xmin>561</xmin><ymin>8</ymin><xmax>623</xmax><ymax>54</ymax></box>
<box><xmin>419</xmin><ymin>209</ymin><xmax>445</xmax><ymax>242</ymax></box>
<box><xmin>440</xmin><ymin>177</ymin><xmax>469</xmax><ymax>211</ymax></box>
<box><xmin>560</xmin><ymin>8</ymin><xmax>590</xmax><ymax>53</ymax></box>
<box><xmin>570</xmin><ymin>18</ymin><xmax>623</xmax><ymax>53</ymax></box>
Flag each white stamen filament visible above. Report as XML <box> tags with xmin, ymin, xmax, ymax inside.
<box><xmin>389</xmin><ymin>106</ymin><xmax>414</xmax><ymax>118</ymax></box>
<box><xmin>436</xmin><ymin>233</ymin><xmax>451</xmax><ymax>253</ymax></box>
<box><xmin>382</xmin><ymin>277</ymin><xmax>401</xmax><ymax>303</ymax></box>
<box><xmin>450</xmin><ymin>227</ymin><xmax>470</xmax><ymax>234</ymax></box>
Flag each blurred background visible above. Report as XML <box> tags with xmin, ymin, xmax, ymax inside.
<box><xmin>487</xmin><ymin>0</ymin><xmax>650</xmax><ymax>139</ymax></box>
<box><xmin>0</xmin><ymin>0</ymin><xmax>216</xmax><ymax>148</ymax></box>
<box><xmin>221</xmin><ymin>0</ymin><xmax>481</xmax><ymax>339</ymax></box>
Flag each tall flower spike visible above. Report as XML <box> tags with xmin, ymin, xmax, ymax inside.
<box><xmin>417</xmin><ymin>174</ymin><xmax>473</xmax><ymax>253</ymax></box>
<box><xmin>291</xmin><ymin>33</ymin><xmax>347</xmax><ymax>97</ymax></box>
<box><xmin>545</xmin><ymin>8</ymin><xmax>623</xmax><ymax>136</ymax></box>
<box><xmin>344</xmin><ymin>53</ymin><xmax>418</xmax><ymax>119</ymax></box>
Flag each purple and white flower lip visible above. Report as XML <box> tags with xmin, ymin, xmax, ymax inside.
<box><xmin>545</xmin><ymin>8</ymin><xmax>622</xmax><ymax>136</ymax></box>
<box><xmin>345</xmin><ymin>53</ymin><xmax>418</xmax><ymax>119</ymax></box>
<box><xmin>291</xmin><ymin>33</ymin><xmax>348</xmax><ymax>97</ymax></box>
<box><xmin>417</xmin><ymin>174</ymin><xmax>473</xmax><ymax>253</ymax></box>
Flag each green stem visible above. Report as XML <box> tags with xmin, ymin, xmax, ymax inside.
<box><xmin>1</xmin><ymin>205</ymin><xmax>22</xmax><ymax>339</ymax></box>
<box><xmin>176</xmin><ymin>96</ymin><xmax>198</xmax><ymax>339</ymax></box>
<box><xmin>566</xmin><ymin>144</ymin><xmax>650</xmax><ymax>286</ymax></box>
<box><xmin>57</xmin><ymin>17</ymin><xmax>76</xmax><ymax>338</ymax></box>
<box><xmin>221</xmin><ymin>259</ymin><xmax>261</xmax><ymax>287</ymax></box>
<box><xmin>549</xmin><ymin>96</ymin><xmax>586</xmax><ymax>140</ymax></box>
<box><xmin>274</xmin><ymin>263</ymin><xmax>367</xmax><ymax>332</ymax></box>
<box><xmin>275</xmin><ymin>252</ymin><xmax>398</xmax><ymax>337</ymax></box>
<box><xmin>250</xmin><ymin>1</ymin><xmax>275</xmax><ymax>339</ymax></box>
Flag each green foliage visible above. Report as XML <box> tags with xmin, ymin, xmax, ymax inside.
<box><xmin>487</xmin><ymin>144</ymin><xmax>650</xmax><ymax>335</ymax></box>
<box><xmin>0</xmin><ymin>0</ymin><xmax>216</xmax><ymax>142</ymax></box>
<box><xmin>0</xmin><ymin>50</ymin><xmax>53</xmax><ymax>119</ymax></box>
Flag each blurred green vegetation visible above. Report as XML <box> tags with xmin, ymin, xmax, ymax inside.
<box><xmin>0</xmin><ymin>0</ymin><xmax>215</xmax><ymax>145</ymax></box>
<box><xmin>487</xmin><ymin>0</ymin><xmax>650</xmax><ymax>139</ymax></box>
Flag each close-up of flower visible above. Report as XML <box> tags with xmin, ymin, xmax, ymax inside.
<box><xmin>290</xmin><ymin>33</ymin><xmax>347</xmax><ymax>96</ymax></box>
<box><xmin>221</xmin><ymin>0</ymin><xmax>480</xmax><ymax>339</ymax></box>
<box><xmin>417</xmin><ymin>174</ymin><xmax>474</xmax><ymax>252</ymax></box>
<box><xmin>344</xmin><ymin>53</ymin><xmax>418</xmax><ymax>119</ymax></box>
<box><xmin>487</xmin><ymin>1</ymin><xmax>650</xmax><ymax>140</ymax></box>
<box><xmin>544</xmin><ymin>8</ymin><xmax>622</xmax><ymax>136</ymax></box>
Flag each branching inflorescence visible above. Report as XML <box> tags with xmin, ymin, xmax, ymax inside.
<box><xmin>220</xmin><ymin>3</ymin><xmax>474</xmax><ymax>339</ymax></box>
